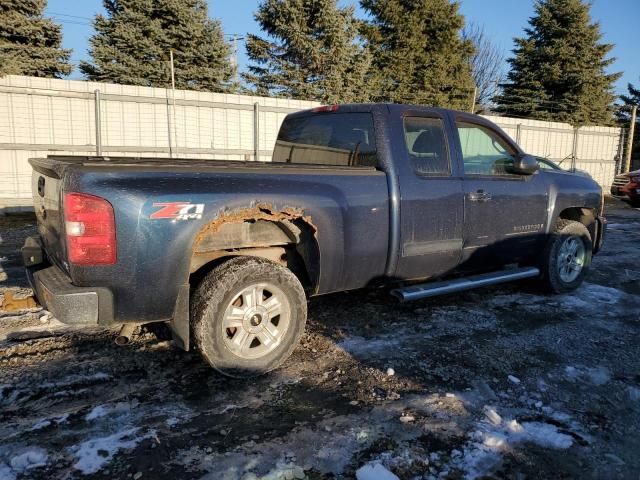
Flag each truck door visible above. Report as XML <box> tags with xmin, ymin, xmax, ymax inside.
<box><xmin>453</xmin><ymin>117</ymin><xmax>548</xmax><ymax>267</ymax></box>
<box><xmin>394</xmin><ymin>114</ymin><xmax>464</xmax><ymax>280</ymax></box>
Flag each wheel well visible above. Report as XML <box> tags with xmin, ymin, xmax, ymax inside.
<box><xmin>189</xmin><ymin>245</ymin><xmax>313</xmax><ymax>290</ymax></box>
<box><xmin>558</xmin><ymin>207</ymin><xmax>597</xmax><ymax>238</ymax></box>
<box><xmin>188</xmin><ymin>205</ymin><xmax>319</xmax><ymax>293</ymax></box>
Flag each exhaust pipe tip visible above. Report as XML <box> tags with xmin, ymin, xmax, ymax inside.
<box><xmin>114</xmin><ymin>335</ymin><xmax>130</xmax><ymax>346</ymax></box>
<box><xmin>115</xmin><ymin>323</ymin><xmax>138</xmax><ymax>346</ymax></box>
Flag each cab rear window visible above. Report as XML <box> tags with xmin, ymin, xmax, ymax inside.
<box><xmin>273</xmin><ymin>113</ymin><xmax>378</xmax><ymax>167</ymax></box>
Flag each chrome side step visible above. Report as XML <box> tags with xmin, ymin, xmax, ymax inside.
<box><xmin>391</xmin><ymin>267</ymin><xmax>540</xmax><ymax>303</ymax></box>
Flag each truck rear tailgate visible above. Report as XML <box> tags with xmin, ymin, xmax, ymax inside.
<box><xmin>29</xmin><ymin>158</ymin><xmax>67</xmax><ymax>271</ymax></box>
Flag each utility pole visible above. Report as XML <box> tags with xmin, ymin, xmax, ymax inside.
<box><xmin>170</xmin><ymin>50</ymin><xmax>177</xmax><ymax>157</ymax></box>
<box><xmin>624</xmin><ymin>104</ymin><xmax>637</xmax><ymax>173</ymax></box>
<box><xmin>571</xmin><ymin>126</ymin><xmax>579</xmax><ymax>172</ymax></box>
<box><xmin>94</xmin><ymin>89</ymin><xmax>102</xmax><ymax>156</ymax></box>
<box><xmin>170</xmin><ymin>50</ymin><xmax>176</xmax><ymax>91</ymax></box>
<box><xmin>228</xmin><ymin>34</ymin><xmax>245</xmax><ymax>84</ymax></box>
<box><xmin>232</xmin><ymin>34</ymin><xmax>238</xmax><ymax>79</ymax></box>
<box><xmin>470</xmin><ymin>86</ymin><xmax>477</xmax><ymax>113</ymax></box>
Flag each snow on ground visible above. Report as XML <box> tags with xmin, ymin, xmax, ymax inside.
<box><xmin>450</xmin><ymin>410</ymin><xmax>575</xmax><ymax>479</ymax></box>
<box><xmin>2</xmin><ymin>396</ymin><xmax>193</xmax><ymax>476</ymax></box>
<box><xmin>179</xmin><ymin>378</ymin><xmax>586</xmax><ymax>480</ymax></box>
<box><xmin>71</xmin><ymin>427</ymin><xmax>155</xmax><ymax>475</ymax></box>
<box><xmin>1</xmin><ymin>203</ymin><xmax>639</xmax><ymax>479</ymax></box>
<box><xmin>85</xmin><ymin>400</ymin><xmax>140</xmax><ymax>421</ymax></box>
<box><xmin>563</xmin><ymin>365</ymin><xmax>611</xmax><ymax>386</ymax></box>
<box><xmin>337</xmin><ymin>334</ymin><xmax>405</xmax><ymax>358</ymax></box>
<box><xmin>27</xmin><ymin>414</ymin><xmax>70</xmax><ymax>432</ymax></box>
<box><xmin>356</xmin><ymin>463</ymin><xmax>400</xmax><ymax>480</ymax></box>
<box><xmin>420</xmin><ymin>376</ymin><xmax>589</xmax><ymax>480</ymax></box>
<box><xmin>485</xmin><ymin>282</ymin><xmax>633</xmax><ymax>315</ymax></box>
<box><xmin>64</xmin><ymin>399</ymin><xmax>193</xmax><ymax>475</ymax></box>
<box><xmin>40</xmin><ymin>372</ymin><xmax>112</xmax><ymax>390</ymax></box>
<box><xmin>562</xmin><ymin>283</ymin><xmax>625</xmax><ymax>308</ymax></box>
<box><xmin>0</xmin><ymin>364</ymin><xmax>195</xmax><ymax>476</ymax></box>
<box><xmin>0</xmin><ymin>463</ymin><xmax>15</xmax><ymax>480</ymax></box>
<box><xmin>184</xmin><ymin>407</ymin><xmax>414</xmax><ymax>479</ymax></box>
<box><xmin>0</xmin><ymin>448</ymin><xmax>49</xmax><ymax>480</ymax></box>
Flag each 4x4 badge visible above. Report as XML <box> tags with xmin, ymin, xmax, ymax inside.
<box><xmin>151</xmin><ymin>202</ymin><xmax>204</xmax><ymax>221</ymax></box>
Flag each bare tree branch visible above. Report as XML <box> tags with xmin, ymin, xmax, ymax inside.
<box><xmin>463</xmin><ymin>22</ymin><xmax>505</xmax><ymax>111</ymax></box>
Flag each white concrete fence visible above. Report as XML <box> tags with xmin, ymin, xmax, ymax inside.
<box><xmin>0</xmin><ymin>75</ymin><xmax>624</xmax><ymax>208</ymax></box>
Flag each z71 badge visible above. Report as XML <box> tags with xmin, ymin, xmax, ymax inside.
<box><xmin>151</xmin><ymin>202</ymin><xmax>204</xmax><ymax>221</ymax></box>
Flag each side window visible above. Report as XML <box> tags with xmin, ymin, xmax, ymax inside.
<box><xmin>273</xmin><ymin>113</ymin><xmax>377</xmax><ymax>167</ymax></box>
<box><xmin>457</xmin><ymin>122</ymin><xmax>517</xmax><ymax>176</ymax></box>
<box><xmin>403</xmin><ymin>117</ymin><xmax>450</xmax><ymax>175</ymax></box>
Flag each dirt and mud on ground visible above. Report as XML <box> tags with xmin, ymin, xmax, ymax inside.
<box><xmin>1</xmin><ymin>198</ymin><xmax>639</xmax><ymax>480</ymax></box>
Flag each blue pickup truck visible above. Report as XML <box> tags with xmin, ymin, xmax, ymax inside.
<box><xmin>23</xmin><ymin>104</ymin><xmax>606</xmax><ymax>376</ymax></box>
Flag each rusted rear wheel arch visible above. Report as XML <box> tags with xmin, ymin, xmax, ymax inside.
<box><xmin>188</xmin><ymin>204</ymin><xmax>320</xmax><ymax>294</ymax></box>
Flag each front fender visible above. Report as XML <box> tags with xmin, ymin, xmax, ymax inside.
<box><xmin>544</xmin><ymin>172</ymin><xmax>602</xmax><ymax>233</ymax></box>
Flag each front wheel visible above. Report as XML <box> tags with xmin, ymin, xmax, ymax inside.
<box><xmin>191</xmin><ymin>256</ymin><xmax>307</xmax><ymax>377</ymax></box>
<box><xmin>538</xmin><ymin>219</ymin><xmax>592</xmax><ymax>293</ymax></box>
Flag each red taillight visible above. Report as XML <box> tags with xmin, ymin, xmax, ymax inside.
<box><xmin>64</xmin><ymin>193</ymin><xmax>117</xmax><ymax>265</ymax></box>
<box><xmin>312</xmin><ymin>105</ymin><xmax>339</xmax><ymax>113</ymax></box>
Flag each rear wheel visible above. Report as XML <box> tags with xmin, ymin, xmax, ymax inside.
<box><xmin>538</xmin><ymin>219</ymin><xmax>592</xmax><ymax>293</ymax></box>
<box><xmin>191</xmin><ymin>256</ymin><xmax>307</xmax><ymax>377</ymax></box>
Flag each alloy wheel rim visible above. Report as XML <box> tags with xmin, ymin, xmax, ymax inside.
<box><xmin>557</xmin><ymin>236</ymin><xmax>586</xmax><ymax>283</ymax></box>
<box><xmin>222</xmin><ymin>282</ymin><xmax>291</xmax><ymax>359</ymax></box>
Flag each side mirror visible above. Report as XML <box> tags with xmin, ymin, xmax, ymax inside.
<box><xmin>512</xmin><ymin>154</ymin><xmax>539</xmax><ymax>175</ymax></box>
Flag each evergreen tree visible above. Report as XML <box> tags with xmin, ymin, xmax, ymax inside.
<box><xmin>81</xmin><ymin>0</ymin><xmax>236</xmax><ymax>92</ymax></box>
<box><xmin>244</xmin><ymin>0</ymin><xmax>371</xmax><ymax>103</ymax></box>
<box><xmin>494</xmin><ymin>0</ymin><xmax>621</xmax><ymax>125</ymax></box>
<box><xmin>0</xmin><ymin>0</ymin><xmax>72</xmax><ymax>78</ymax></box>
<box><xmin>617</xmin><ymin>79</ymin><xmax>640</xmax><ymax>122</ymax></box>
<box><xmin>360</xmin><ymin>0</ymin><xmax>475</xmax><ymax>109</ymax></box>
<box><xmin>617</xmin><ymin>79</ymin><xmax>640</xmax><ymax>170</ymax></box>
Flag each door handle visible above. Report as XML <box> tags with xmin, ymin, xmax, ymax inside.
<box><xmin>468</xmin><ymin>190</ymin><xmax>492</xmax><ymax>202</ymax></box>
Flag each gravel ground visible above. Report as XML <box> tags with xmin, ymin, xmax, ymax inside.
<box><xmin>0</xmin><ymin>198</ymin><xmax>639</xmax><ymax>480</ymax></box>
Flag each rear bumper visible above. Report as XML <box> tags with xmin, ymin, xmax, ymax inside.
<box><xmin>22</xmin><ymin>236</ymin><xmax>114</xmax><ymax>325</ymax></box>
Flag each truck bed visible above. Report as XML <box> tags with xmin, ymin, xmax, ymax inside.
<box><xmin>28</xmin><ymin>154</ymin><xmax>391</xmax><ymax>325</ymax></box>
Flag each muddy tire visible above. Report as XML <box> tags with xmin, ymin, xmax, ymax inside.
<box><xmin>539</xmin><ymin>219</ymin><xmax>592</xmax><ymax>294</ymax></box>
<box><xmin>191</xmin><ymin>256</ymin><xmax>307</xmax><ymax>377</ymax></box>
